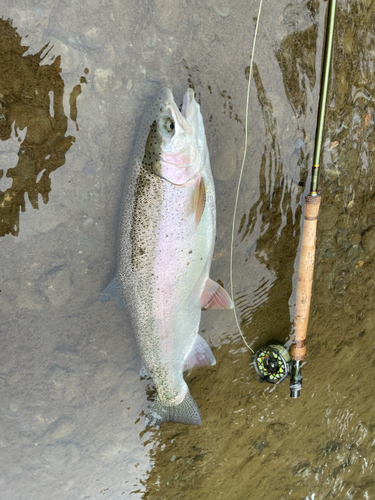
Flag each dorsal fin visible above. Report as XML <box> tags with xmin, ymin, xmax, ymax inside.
<box><xmin>201</xmin><ymin>277</ymin><xmax>233</xmax><ymax>310</ymax></box>
<box><xmin>100</xmin><ymin>276</ymin><xmax>127</xmax><ymax>312</ymax></box>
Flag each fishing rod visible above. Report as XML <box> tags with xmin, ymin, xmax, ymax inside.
<box><xmin>253</xmin><ymin>0</ymin><xmax>337</xmax><ymax>397</ymax></box>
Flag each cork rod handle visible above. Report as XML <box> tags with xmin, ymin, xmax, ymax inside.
<box><xmin>290</xmin><ymin>195</ymin><xmax>321</xmax><ymax>361</ymax></box>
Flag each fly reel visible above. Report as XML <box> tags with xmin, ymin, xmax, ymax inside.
<box><xmin>253</xmin><ymin>343</ymin><xmax>291</xmax><ymax>384</ymax></box>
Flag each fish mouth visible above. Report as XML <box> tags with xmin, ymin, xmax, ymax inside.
<box><xmin>157</xmin><ymin>87</ymin><xmax>192</xmax><ymax>134</ymax></box>
<box><xmin>181</xmin><ymin>88</ymin><xmax>195</xmax><ymax>120</ymax></box>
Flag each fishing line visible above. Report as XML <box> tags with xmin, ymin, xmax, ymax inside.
<box><xmin>230</xmin><ymin>0</ymin><xmax>264</xmax><ymax>354</ymax></box>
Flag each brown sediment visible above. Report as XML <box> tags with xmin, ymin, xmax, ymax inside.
<box><xmin>0</xmin><ymin>18</ymin><xmax>85</xmax><ymax>237</ymax></box>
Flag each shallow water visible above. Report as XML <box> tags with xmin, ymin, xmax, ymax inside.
<box><xmin>1</xmin><ymin>0</ymin><xmax>375</xmax><ymax>499</ymax></box>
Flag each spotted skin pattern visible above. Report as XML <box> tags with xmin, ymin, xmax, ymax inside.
<box><xmin>117</xmin><ymin>88</ymin><xmax>218</xmax><ymax>426</ymax></box>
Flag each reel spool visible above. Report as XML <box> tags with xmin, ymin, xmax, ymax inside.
<box><xmin>253</xmin><ymin>343</ymin><xmax>291</xmax><ymax>384</ymax></box>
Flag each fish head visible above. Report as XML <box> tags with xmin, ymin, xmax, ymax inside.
<box><xmin>141</xmin><ymin>87</ymin><xmax>208</xmax><ymax>185</ymax></box>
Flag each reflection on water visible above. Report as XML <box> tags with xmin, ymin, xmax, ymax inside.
<box><xmin>0</xmin><ymin>19</ymin><xmax>85</xmax><ymax>237</ymax></box>
<box><xmin>235</xmin><ymin>61</ymin><xmax>303</xmax><ymax>346</ymax></box>
<box><xmin>1</xmin><ymin>0</ymin><xmax>375</xmax><ymax>499</ymax></box>
<box><xmin>276</xmin><ymin>22</ymin><xmax>318</xmax><ymax>118</ymax></box>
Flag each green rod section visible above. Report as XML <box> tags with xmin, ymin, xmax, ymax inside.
<box><xmin>310</xmin><ymin>0</ymin><xmax>337</xmax><ymax>196</ymax></box>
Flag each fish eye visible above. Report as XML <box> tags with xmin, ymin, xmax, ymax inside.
<box><xmin>166</xmin><ymin>118</ymin><xmax>174</xmax><ymax>132</ymax></box>
<box><xmin>160</xmin><ymin>116</ymin><xmax>175</xmax><ymax>136</ymax></box>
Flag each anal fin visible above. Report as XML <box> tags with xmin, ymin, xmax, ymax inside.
<box><xmin>183</xmin><ymin>334</ymin><xmax>216</xmax><ymax>371</ymax></box>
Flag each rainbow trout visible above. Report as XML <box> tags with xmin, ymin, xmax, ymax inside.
<box><xmin>103</xmin><ymin>88</ymin><xmax>233</xmax><ymax>426</ymax></box>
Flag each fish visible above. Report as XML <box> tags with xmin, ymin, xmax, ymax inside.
<box><xmin>102</xmin><ymin>87</ymin><xmax>233</xmax><ymax>426</ymax></box>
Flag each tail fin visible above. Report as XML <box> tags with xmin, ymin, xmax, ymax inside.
<box><xmin>145</xmin><ymin>391</ymin><xmax>201</xmax><ymax>427</ymax></box>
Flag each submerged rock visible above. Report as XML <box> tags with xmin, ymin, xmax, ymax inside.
<box><xmin>362</xmin><ymin>226</ymin><xmax>375</xmax><ymax>252</ymax></box>
<box><xmin>39</xmin><ymin>265</ymin><xmax>73</xmax><ymax>306</ymax></box>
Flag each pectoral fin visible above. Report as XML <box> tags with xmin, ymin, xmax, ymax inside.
<box><xmin>201</xmin><ymin>277</ymin><xmax>234</xmax><ymax>310</ymax></box>
<box><xmin>193</xmin><ymin>175</ymin><xmax>206</xmax><ymax>230</ymax></box>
